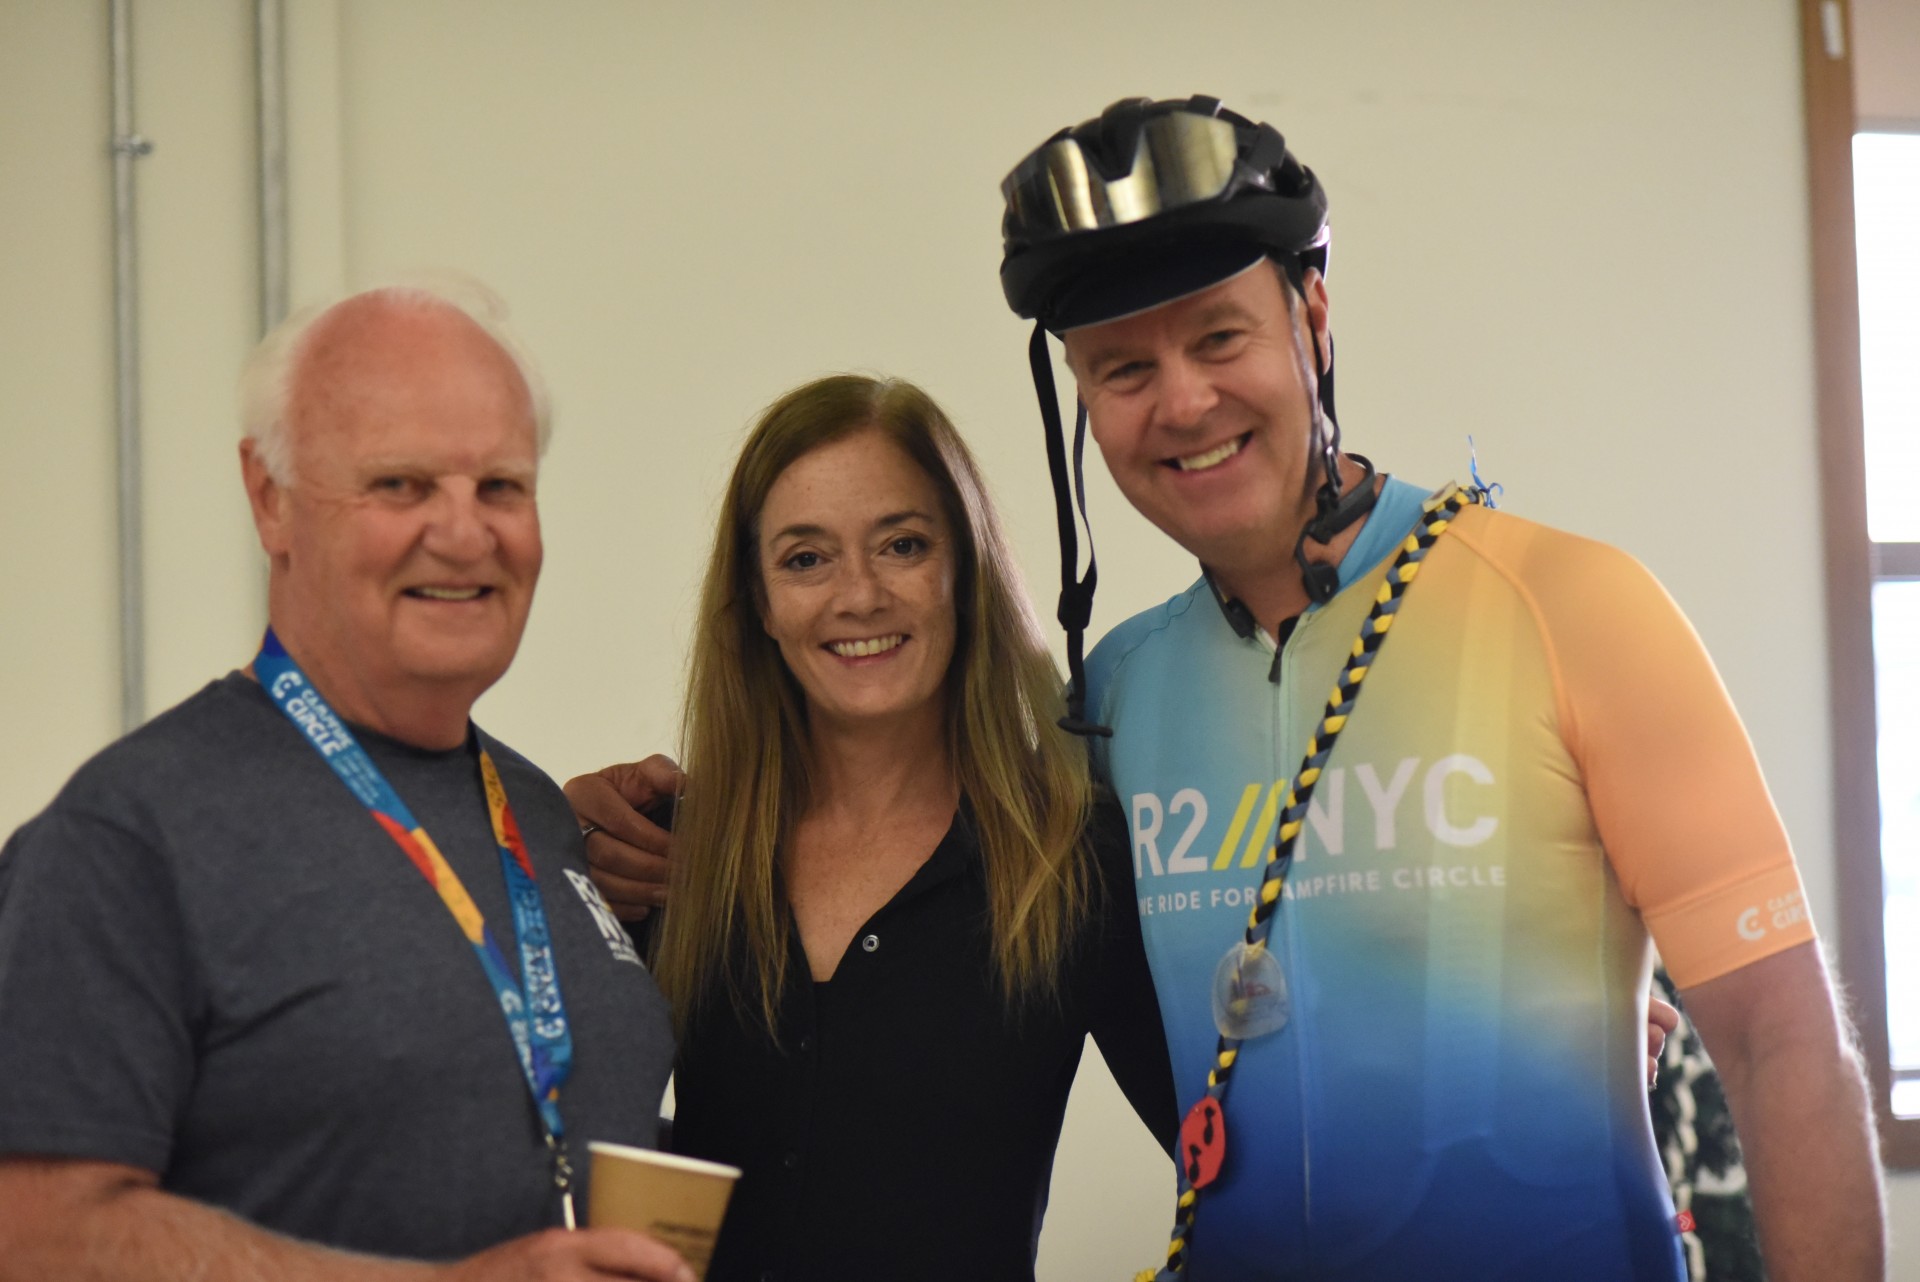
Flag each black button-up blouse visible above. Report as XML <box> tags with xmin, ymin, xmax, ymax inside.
<box><xmin>668</xmin><ymin>800</ymin><xmax>1176</xmax><ymax>1282</ymax></box>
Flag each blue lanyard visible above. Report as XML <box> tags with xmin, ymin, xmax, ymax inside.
<box><xmin>253</xmin><ymin>629</ymin><xmax>576</xmax><ymax>1170</ymax></box>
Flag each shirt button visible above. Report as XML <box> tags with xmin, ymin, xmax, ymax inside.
<box><xmin>783</xmin><ymin>1151</ymin><xmax>801</xmax><ymax>1170</ymax></box>
<box><xmin>861</xmin><ymin>933</ymin><xmax>880</xmax><ymax>953</ymax></box>
<box><xmin>797</xmin><ymin>1035</ymin><xmax>814</xmax><ymax>1053</ymax></box>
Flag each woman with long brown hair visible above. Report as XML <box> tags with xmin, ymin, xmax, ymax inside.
<box><xmin>570</xmin><ymin>374</ymin><xmax>1173</xmax><ymax>1281</ymax></box>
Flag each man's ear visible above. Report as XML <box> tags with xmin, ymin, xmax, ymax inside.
<box><xmin>1300</xmin><ymin>267</ymin><xmax>1332</xmax><ymax>374</ymax></box>
<box><xmin>240</xmin><ymin>438</ymin><xmax>292</xmax><ymax>557</ymax></box>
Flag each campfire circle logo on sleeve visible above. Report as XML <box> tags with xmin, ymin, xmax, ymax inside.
<box><xmin>1735</xmin><ymin>890</ymin><xmax>1806</xmax><ymax>944</ymax></box>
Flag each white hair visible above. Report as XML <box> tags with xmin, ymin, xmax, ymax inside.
<box><xmin>238</xmin><ymin>272</ymin><xmax>553</xmax><ymax>484</ymax></box>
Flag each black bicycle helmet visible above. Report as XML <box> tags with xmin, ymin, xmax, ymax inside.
<box><xmin>1000</xmin><ymin>95</ymin><xmax>1329</xmax><ymax>333</ymax></box>
<box><xmin>998</xmin><ymin>97</ymin><xmax>1372</xmax><ymax>736</ymax></box>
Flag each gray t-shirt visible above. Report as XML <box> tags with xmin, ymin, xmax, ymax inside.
<box><xmin>0</xmin><ymin>673</ymin><xmax>674</xmax><ymax>1260</ymax></box>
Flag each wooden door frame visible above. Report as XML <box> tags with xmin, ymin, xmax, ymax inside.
<box><xmin>1798</xmin><ymin>0</ymin><xmax>1915</xmax><ymax>1168</ymax></box>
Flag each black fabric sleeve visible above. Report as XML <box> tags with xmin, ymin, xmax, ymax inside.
<box><xmin>624</xmin><ymin>910</ymin><xmax>658</xmax><ymax>959</ymax></box>
<box><xmin>1083</xmin><ymin>792</ymin><xmax>1177</xmax><ymax>1157</ymax></box>
<box><xmin>0</xmin><ymin>807</ymin><xmax>200</xmax><ymax>1172</ymax></box>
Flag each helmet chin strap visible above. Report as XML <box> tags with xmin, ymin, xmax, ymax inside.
<box><xmin>1028</xmin><ymin>321</ymin><xmax>1111</xmax><ymax>738</ymax></box>
<box><xmin>1292</xmin><ymin>323</ymin><xmax>1378</xmax><ymax>605</ymax></box>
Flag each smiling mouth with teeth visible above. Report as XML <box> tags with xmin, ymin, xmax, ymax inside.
<box><xmin>828</xmin><ymin>634</ymin><xmax>905</xmax><ymax>658</ymax></box>
<box><xmin>406</xmin><ymin>586</ymin><xmax>490</xmax><ymax>601</ymax></box>
<box><xmin>1171</xmin><ymin>435</ymin><xmax>1248</xmax><ymax>473</ymax></box>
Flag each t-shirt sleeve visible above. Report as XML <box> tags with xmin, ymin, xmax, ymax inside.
<box><xmin>1527</xmin><ymin>533</ymin><xmax>1813</xmax><ymax>989</ymax></box>
<box><xmin>0</xmin><ymin>805</ymin><xmax>200</xmax><ymax>1172</ymax></box>
<box><xmin>1083</xmin><ymin>793</ymin><xmax>1177</xmax><ymax>1156</ymax></box>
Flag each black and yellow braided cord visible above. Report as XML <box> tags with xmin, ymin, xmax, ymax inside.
<box><xmin>1139</xmin><ymin>485</ymin><xmax>1475</xmax><ymax>1281</ymax></box>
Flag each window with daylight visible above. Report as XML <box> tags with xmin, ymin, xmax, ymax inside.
<box><xmin>1856</xmin><ymin>129</ymin><xmax>1920</xmax><ymax>1123</ymax></box>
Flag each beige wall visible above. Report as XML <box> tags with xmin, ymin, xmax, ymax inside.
<box><xmin>0</xmin><ymin>1</ymin><xmax>263</xmax><ymax>817</ymax></box>
<box><xmin>3</xmin><ymin>0</ymin><xmax>1911</xmax><ymax>1274</ymax></box>
<box><xmin>3</xmin><ymin>2</ymin><xmax>120</xmax><ymax>813</ymax></box>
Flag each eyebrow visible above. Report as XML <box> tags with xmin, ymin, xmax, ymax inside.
<box><xmin>765</xmin><ymin>509</ymin><xmax>939</xmax><ymax>546</ymax></box>
<box><xmin>356</xmin><ymin>458</ymin><xmax>538</xmax><ymax>479</ymax></box>
<box><xmin>1072</xmin><ymin>300</ymin><xmax>1263</xmax><ymax>375</ymax></box>
<box><xmin>1066</xmin><ymin>336</ymin><xmax>1130</xmax><ymax>377</ymax></box>
<box><xmin>1188</xmin><ymin>299</ymin><xmax>1260</xmax><ymax>333</ymax></box>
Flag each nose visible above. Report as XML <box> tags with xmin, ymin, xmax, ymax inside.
<box><xmin>831</xmin><ymin>553</ymin><xmax>887</xmax><ymax>616</ymax></box>
<box><xmin>1155</xmin><ymin>354</ymin><xmax>1220</xmax><ymax>432</ymax></box>
<box><xmin>421</xmin><ymin>480</ymin><xmax>494</xmax><ymax>564</ymax></box>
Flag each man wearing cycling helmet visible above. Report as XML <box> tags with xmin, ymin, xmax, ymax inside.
<box><xmin>999</xmin><ymin>95</ymin><xmax>1883</xmax><ymax>1282</ymax></box>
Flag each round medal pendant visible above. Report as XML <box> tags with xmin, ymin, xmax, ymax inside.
<box><xmin>1211</xmin><ymin>940</ymin><xmax>1289</xmax><ymax>1040</ymax></box>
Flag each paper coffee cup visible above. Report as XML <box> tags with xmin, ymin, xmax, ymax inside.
<box><xmin>586</xmin><ymin>1140</ymin><xmax>740</xmax><ymax>1279</ymax></box>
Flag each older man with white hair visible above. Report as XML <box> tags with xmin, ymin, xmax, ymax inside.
<box><xmin>0</xmin><ymin>282</ymin><xmax>689</xmax><ymax>1282</ymax></box>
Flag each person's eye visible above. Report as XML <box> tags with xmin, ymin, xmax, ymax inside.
<box><xmin>782</xmin><ymin>550</ymin><xmax>823</xmax><ymax>571</ymax></box>
<box><xmin>369</xmin><ymin>476</ymin><xmax>423</xmax><ymax>499</ymax></box>
<box><xmin>1103</xmin><ymin>360</ymin><xmax>1151</xmax><ymax>388</ymax></box>
<box><xmin>886</xmin><ymin>536</ymin><xmax>929</xmax><ymax>557</ymax></box>
<box><xmin>1198</xmin><ymin>328</ymin><xmax>1247</xmax><ymax>357</ymax></box>
<box><xmin>479</xmin><ymin>477</ymin><xmax>530</xmax><ymax>502</ymax></box>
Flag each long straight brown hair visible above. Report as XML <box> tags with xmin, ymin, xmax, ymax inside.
<box><xmin>652</xmin><ymin>375</ymin><xmax>1091</xmax><ymax>1038</ymax></box>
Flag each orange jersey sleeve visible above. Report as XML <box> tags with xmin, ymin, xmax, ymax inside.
<box><xmin>1454</xmin><ymin>515</ymin><xmax>1814</xmax><ymax>988</ymax></box>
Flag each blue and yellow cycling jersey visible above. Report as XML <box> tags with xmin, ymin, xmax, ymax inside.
<box><xmin>1088</xmin><ymin>478</ymin><xmax>1812</xmax><ymax>1281</ymax></box>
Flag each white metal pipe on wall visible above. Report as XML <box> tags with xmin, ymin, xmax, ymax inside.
<box><xmin>108</xmin><ymin>0</ymin><xmax>151</xmax><ymax>732</ymax></box>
